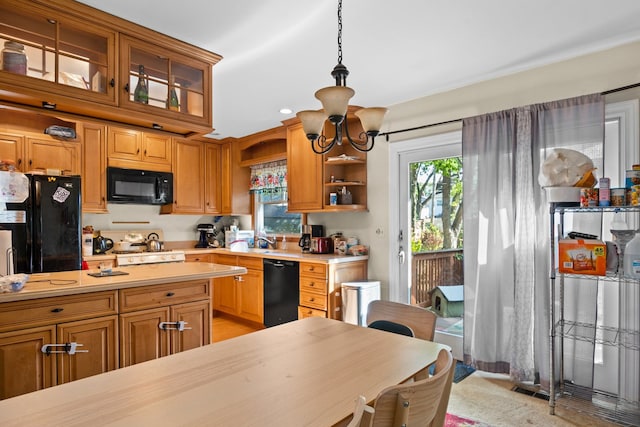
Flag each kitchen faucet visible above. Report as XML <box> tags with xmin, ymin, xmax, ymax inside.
<box><xmin>257</xmin><ymin>235</ymin><xmax>277</xmax><ymax>249</ymax></box>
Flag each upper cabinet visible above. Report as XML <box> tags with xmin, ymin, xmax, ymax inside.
<box><xmin>118</xmin><ymin>35</ymin><xmax>213</xmax><ymax>131</ymax></box>
<box><xmin>285</xmin><ymin>114</ymin><xmax>368</xmax><ymax>213</ymax></box>
<box><xmin>107</xmin><ymin>126</ymin><xmax>172</xmax><ymax>172</ymax></box>
<box><xmin>0</xmin><ymin>0</ymin><xmax>221</xmax><ymax>136</ymax></box>
<box><xmin>0</xmin><ymin>1</ymin><xmax>117</xmax><ymax>105</ymax></box>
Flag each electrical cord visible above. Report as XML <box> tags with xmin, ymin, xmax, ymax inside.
<box><xmin>28</xmin><ymin>279</ymin><xmax>78</xmax><ymax>286</ymax></box>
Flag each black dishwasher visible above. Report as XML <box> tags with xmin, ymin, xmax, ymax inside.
<box><xmin>263</xmin><ymin>258</ymin><xmax>299</xmax><ymax>327</ymax></box>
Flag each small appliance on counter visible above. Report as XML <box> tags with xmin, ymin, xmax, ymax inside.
<box><xmin>299</xmin><ymin>224</ymin><xmax>324</xmax><ymax>253</ymax></box>
<box><xmin>310</xmin><ymin>237</ymin><xmax>333</xmax><ymax>254</ymax></box>
<box><xmin>195</xmin><ymin>223</ymin><xmax>216</xmax><ymax>248</ymax></box>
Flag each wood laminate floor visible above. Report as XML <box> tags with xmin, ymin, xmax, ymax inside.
<box><xmin>212</xmin><ymin>314</ymin><xmax>263</xmax><ymax>342</ymax></box>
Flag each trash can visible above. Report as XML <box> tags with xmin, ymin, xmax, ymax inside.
<box><xmin>342</xmin><ymin>281</ymin><xmax>381</xmax><ymax>326</ymax></box>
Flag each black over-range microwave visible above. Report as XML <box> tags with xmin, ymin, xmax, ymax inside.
<box><xmin>107</xmin><ymin>167</ymin><xmax>173</xmax><ymax>205</ymax></box>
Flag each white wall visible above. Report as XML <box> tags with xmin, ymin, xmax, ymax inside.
<box><xmin>82</xmin><ymin>205</ymin><xmax>251</xmax><ymax>242</ymax></box>
<box><xmin>315</xmin><ymin>40</ymin><xmax>640</xmax><ymax>292</ymax></box>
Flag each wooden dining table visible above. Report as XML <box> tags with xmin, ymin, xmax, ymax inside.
<box><xmin>0</xmin><ymin>317</ymin><xmax>448</xmax><ymax>427</ymax></box>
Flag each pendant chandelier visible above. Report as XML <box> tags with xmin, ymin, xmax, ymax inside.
<box><xmin>296</xmin><ymin>0</ymin><xmax>388</xmax><ymax>155</ymax></box>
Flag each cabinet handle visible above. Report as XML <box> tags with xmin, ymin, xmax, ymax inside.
<box><xmin>309</xmin><ymin>282</ymin><xmax>315</xmax><ymax>287</ymax></box>
<box><xmin>136</xmin><ymin>148</ymin><xmax>140</xmax><ymax>154</ymax></box>
<box><xmin>234</xmin><ymin>275</ymin><xmax>244</xmax><ymax>282</ymax></box>
<box><xmin>144</xmin><ymin>150</ymin><xmax>147</xmax><ymax>156</ymax></box>
<box><xmin>17</xmin><ymin>159</ymin><xmax>21</xmax><ymax>166</ymax></box>
<box><xmin>124</xmin><ymin>83</ymin><xmax>129</xmax><ymax>93</ymax></box>
<box><xmin>166</xmin><ymin>292</ymin><xmax>175</xmax><ymax>297</ymax></box>
<box><xmin>109</xmin><ymin>78</ymin><xmax>115</xmax><ymax>87</ymax></box>
<box><xmin>309</xmin><ymin>297</ymin><xmax>315</xmax><ymax>302</ymax></box>
<box><xmin>29</xmin><ymin>159</ymin><xmax>32</xmax><ymax>166</ymax></box>
<box><xmin>51</xmin><ymin>307</ymin><xmax>64</xmax><ymax>313</ymax></box>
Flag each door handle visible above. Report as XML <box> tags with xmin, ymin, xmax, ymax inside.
<box><xmin>41</xmin><ymin>342</ymin><xmax>88</xmax><ymax>355</ymax></box>
<box><xmin>398</xmin><ymin>247</ymin><xmax>405</xmax><ymax>265</ymax></box>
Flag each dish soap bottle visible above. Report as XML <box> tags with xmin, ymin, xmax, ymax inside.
<box><xmin>623</xmin><ymin>231</ymin><xmax>640</xmax><ymax>279</ymax></box>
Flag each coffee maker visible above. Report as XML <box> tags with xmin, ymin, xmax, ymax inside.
<box><xmin>298</xmin><ymin>225</ymin><xmax>324</xmax><ymax>252</ymax></box>
<box><xmin>195</xmin><ymin>224</ymin><xmax>215</xmax><ymax>248</ymax></box>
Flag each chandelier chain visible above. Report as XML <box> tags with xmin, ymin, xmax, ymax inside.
<box><xmin>337</xmin><ymin>0</ymin><xmax>343</xmax><ymax>64</ymax></box>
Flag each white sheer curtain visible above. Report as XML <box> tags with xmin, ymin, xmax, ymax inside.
<box><xmin>462</xmin><ymin>94</ymin><xmax>604</xmax><ymax>390</ymax></box>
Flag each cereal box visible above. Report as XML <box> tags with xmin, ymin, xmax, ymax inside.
<box><xmin>558</xmin><ymin>239</ymin><xmax>606</xmax><ymax>276</ymax></box>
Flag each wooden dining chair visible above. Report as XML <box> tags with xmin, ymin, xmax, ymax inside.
<box><xmin>346</xmin><ymin>348</ymin><xmax>454</xmax><ymax>427</ymax></box>
<box><xmin>366</xmin><ymin>300</ymin><xmax>437</xmax><ymax>341</ymax></box>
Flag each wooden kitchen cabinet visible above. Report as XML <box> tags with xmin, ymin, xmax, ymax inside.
<box><xmin>297</xmin><ymin>260</ymin><xmax>368</xmax><ymax>320</ymax></box>
<box><xmin>0</xmin><ymin>291</ymin><xmax>118</xmax><ymax>400</ymax></box>
<box><xmin>0</xmin><ymin>0</ymin><xmax>220</xmax><ymax>136</ymax></box>
<box><xmin>285</xmin><ymin>112</ymin><xmax>368</xmax><ymax>213</ymax></box>
<box><xmin>161</xmin><ymin>139</ymin><xmax>222</xmax><ymax>215</ymax></box>
<box><xmin>0</xmin><ymin>326</ymin><xmax>55</xmax><ymax>400</ymax></box>
<box><xmin>220</xmin><ymin>141</ymin><xmax>251</xmax><ymax>215</ymax></box>
<box><xmin>118</xmin><ymin>280</ymin><xmax>211</xmax><ymax>367</ymax></box>
<box><xmin>212</xmin><ymin>254</ymin><xmax>263</xmax><ymax>324</ymax></box>
<box><xmin>204</xmin><ymin>142</ymin><xmax>222</xmax><ymax>214</ymax></box>
<box><xmin>119</xmin><ymin>34</ymin><xmax>214</xmax><ymax>130</ymax></box>
<box><xmin>286</xmin><ymin>122</ymin><xmax>323</xmax><ymax>212</ymax></box>
<box><xmin>107</xmin><ymin>126</ymin><xmax>172</xmax><ymax>172</ymax></box>
<box><xmin>80</xmin><ymin>122</ymin><xmax>108</xmax><ymax>213</ymax></box>
<box><xmin>25</xmin><ymin>136</ymin><xmax>81</xmax><ymax>175</ymax></box>
<box><xmin>0</xmin><ymin>0</ymin><xmax>117</xmax><ymax>107</ymax></box>
<box><xmin>161</xmin><ymin>138</ymin><xmax>205</xmax><ymax>214</ymax></box>
<box><xmin>0</xmin><ymin>133</ymin><xmax>25</xmax><ymax>171</ymax></box>
<box><xmin>56</xmin><ymin>315</ymin><xmax>118</xmax><ymax>384</ymax></box>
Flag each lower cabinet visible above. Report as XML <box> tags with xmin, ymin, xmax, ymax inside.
<box><xmin>0</xmin><ymin>280</ymin><xmax>211</xmax><ymax>399</ymax></box>
<box><xmin>0</xmin><ymin>291</ymin><xmax>118</xmax><ymax>400</ymax></box>
<box><xmin>118</xmin><ymin>280</ymin><xmax>211</xmax><ymax>367</ymax></box>
<box><xmin>298</xmin><ymin>260</ymin><xmax>368</xmax><ymax>320</ymax></box>
<box><xmin>212</xmin><ymin>254</ymin><xmax>264</xmax><ymax>324</ymax></box>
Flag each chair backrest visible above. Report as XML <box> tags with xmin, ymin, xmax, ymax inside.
<box><xmin>367</xmin><ymin>320</ymin><xmax>415</xmax><ymax>337</ymax></box>
<box><xmin>366</xmin><ymin>300</ymin><xmax>437</xmax><ymax>341</ymax></box>
<box><xmin>368</xmin><ymin>348</ymin><xmax>454</xmax><ymax>427</ymax></box>
<box><xmin>428</xmin><ymin>348</ymin><xmax>456</xmax><ymax>427</ymax></box>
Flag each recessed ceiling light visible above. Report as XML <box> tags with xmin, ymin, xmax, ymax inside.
<box><xmin>279</xmin><ymin>108</ymin><xmax>293</xmax><ymax>115</ymax></box>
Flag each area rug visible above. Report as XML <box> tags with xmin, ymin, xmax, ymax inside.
<box><xmin>444</xmin><ymin>413</ymin><xmax>491</xmax><ymax>427</ymax></box>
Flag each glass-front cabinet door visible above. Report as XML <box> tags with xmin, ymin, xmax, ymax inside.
<box><xmin>0</xmin><ymin>1</ymin><xmax>116</xmax><ymax>104</ymax></box>
<box><xmin>120</xmin><ymin>35</ymin><xmax>211</xmax><ymax>127</ymax></box>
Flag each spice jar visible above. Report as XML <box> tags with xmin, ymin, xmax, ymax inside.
<box><xmin>1</xmin><ymin>41</ymin><xmax>27</xmax><ymax>75</ymax></box>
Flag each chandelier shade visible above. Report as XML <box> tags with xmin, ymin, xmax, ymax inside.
<box><xmin>296</xmin><ymin>109</ymin><xmax>327</xmax><ymax>140</ymax></box>
<box><xmin>315</xmin><ymin>86</ymin><xmax>355</xmax><ymax>121</ymax></box>
<box><xmin>354</xmin><ymin>107</ymin><xmax>388</xmax><ymax>135</ymax></box>
<box><xmin>296</xmin><ymin>0</ymin><xmax>387</xmax><ymax>155</ymax></box>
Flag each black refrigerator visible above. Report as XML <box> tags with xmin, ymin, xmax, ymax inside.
<box><xmin>0</xmin><ymin>174</ymin><xmax>82</xmax><ymax>273</ymax></box>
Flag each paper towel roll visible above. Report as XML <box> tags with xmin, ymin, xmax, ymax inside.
<box><xmin>0</xmin><ymin>230</ymin><xmax>13</xmax><ymax>276</ymax></box>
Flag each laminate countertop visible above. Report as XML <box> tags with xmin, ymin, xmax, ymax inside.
<box><xmin>0</xmin><ymin>262</ymin><xmax>247</xmax><ymax>303</ymax></box>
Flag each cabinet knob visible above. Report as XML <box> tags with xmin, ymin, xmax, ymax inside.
<box><xmin>17</xmin><ymin>159</ymin><xmax>22</xmax><ymax>166</ymax></box>
<box><xmin>124</xmin><ymin>83</ymin><xmax>130</xmax><ymax>93</ymax></box>
<box><xmin>166</xmin><ymin>292</ymin><xmax>175</xmax><ymax>297</ymax></box>
<box><xmin>109</xmin><ymin>78</ymin><xmax>115</xmax><ymax>87</ymax></box>
<box><xmin>51</xmin><ymin>307</ymin><xmax>64</xmax><ymax>313</ymax></box>
<box><xmin>309</xmin><ymin>282</ymin><xmax>315</xmax><ymax>287</ymax></box>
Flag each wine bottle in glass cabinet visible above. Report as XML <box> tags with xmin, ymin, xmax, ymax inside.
<box><xmin>133</xmin><ymin>64</ymin><xmax>149</xmax><ymax>104</ymax></box>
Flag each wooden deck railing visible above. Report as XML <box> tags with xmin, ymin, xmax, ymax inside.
<box><xmin>411</xmin><ymin>249</ymin><xmax>463</xmax><ymax>307</ymax></box>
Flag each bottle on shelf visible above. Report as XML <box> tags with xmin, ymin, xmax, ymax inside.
<box><xmin>623</xmin><ymin>231</ymin><xmax>640</xmax><ymax>279</ymax></box>
<box><xmin>167</xmin><ymin>76</ymin><xmax>180</xmax><ymax>111</ymax></box>
<box><xmin>133</xmin><ymin>64</ymin><xmax>149</xmax><ymax>104</ymax></box>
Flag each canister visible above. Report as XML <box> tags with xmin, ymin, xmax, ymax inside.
<box><xmin>611</xmin><ymin>188</ymin><xmax>626</xmax><ymax>206</ymax></box>
<box><xmin>1</xmin><ymin>41</ymin><xmax>27</xmax><ymax>75</ymax></box>
<box><xmin>580</xmin><ymin>188</ymin><xmax>598</xmax><ymax>207</ymax></box>
<box><xmin>625</xmin><ymin>170</ymin><xmax>640</xmax><ymax>188</ymax></box>
<box><xmin>598</xmin><ymin>178</ymin><xmax>610</xmax><ymax>206</ymax></box>
<box><xmin>628</xmin><ymin>185</ymin><xmax>640</xmax><ymax>206</ymax></box>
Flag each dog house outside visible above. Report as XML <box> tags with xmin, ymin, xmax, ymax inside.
<box><xmin>430</xmin><ymin>285</ymin><xmax>463</xmax><ymax>317</ymax></box>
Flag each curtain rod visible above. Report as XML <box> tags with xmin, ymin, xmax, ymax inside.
<box><xmin>379</xmin><ymin>81</ymin><xmax>640</xmax><ymax>141</ymax></box>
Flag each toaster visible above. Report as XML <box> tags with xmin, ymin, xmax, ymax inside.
<box><xmin>310</xmin><ymin>237</ymin><xmax>333</xmax><ymax>254</ymax></box>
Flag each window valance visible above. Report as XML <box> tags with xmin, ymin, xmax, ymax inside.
<box><xmin>250</xmin><ymin>160</ymin><xmax>287</xmax><ymax>203</ymax></box>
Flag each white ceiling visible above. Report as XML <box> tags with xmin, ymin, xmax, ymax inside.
<box><xmin>78</xmin><ymin>0</ymin><xmax>640</xmax><ymax>139</ymax></box>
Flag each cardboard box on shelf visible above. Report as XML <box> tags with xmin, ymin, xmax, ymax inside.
<box><xmin>558</xmin><ymin>239</ymin><xmax>606</xmax><ymax>276</ymax></box>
